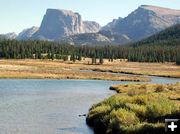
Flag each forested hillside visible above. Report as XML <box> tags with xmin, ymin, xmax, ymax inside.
<box><xmin>132</xmin><ymin>24</ymin><xmax>180</xmax><ymax>46</ymax></box>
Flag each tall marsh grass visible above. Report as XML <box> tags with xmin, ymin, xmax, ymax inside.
<box><xmin>86</xmin><ymin>83</ymin><xmax>180</xmax><ymax>134</ymax></box>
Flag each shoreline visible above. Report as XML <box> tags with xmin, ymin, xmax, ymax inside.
<box><xmin>86</xmin><ymin>82</ymin><xmax>180</xmax><ymax>134</ymax></box>
<box><xmin>90</xmin><ymin>68</ymin><xmax>180</xmax><ymax>78</ymax></box>
<box><xmin>0</xmin><ymin>76</ymin><xmax>149</xmax><ymax>82</ymax></box>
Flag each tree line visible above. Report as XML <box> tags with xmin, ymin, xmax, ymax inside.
<box><xmin>0</xmin><ymin>39</ymin><xmax>179</xmax><ymax>65</ymax></box>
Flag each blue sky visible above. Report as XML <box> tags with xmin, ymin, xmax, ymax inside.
<box><xmin>0</xmin><ymin>0</ymin><xmax>180</xmax><ymax>34</ymax></box>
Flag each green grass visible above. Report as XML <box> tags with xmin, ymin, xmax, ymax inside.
<box><xmin>86</xmin><ymin>83</ymin><xmax>180</xmax><ymax>134</ymax></box>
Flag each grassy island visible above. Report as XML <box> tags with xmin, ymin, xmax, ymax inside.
<box><xmin>86</xmin><ymin>83</ymin><xmax>180</xmax><ymax>134</ymax></box>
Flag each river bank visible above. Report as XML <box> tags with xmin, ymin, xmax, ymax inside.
<box><xmin>86</xmin><ymin>82</ymin><xmax>180</xmax><ymax>134</ymax></box>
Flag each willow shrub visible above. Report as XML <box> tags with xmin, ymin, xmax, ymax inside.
<box><xmin>87</xmin><ymin>93</ymin><xmax>179</xmax><ymax>134</ymax></box>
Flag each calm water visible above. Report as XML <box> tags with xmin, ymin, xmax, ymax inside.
<box><xmin>0</xmin><ymin>79</ymin><xmax>125</xmax><ymax>134</ymax></box>
<box><xmin>0</xmin><ymin>77</ymin><xmax>179</xmax><ymax>134</ymax></box>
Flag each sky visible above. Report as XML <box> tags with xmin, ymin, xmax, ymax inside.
<box><xmin>0</xmin><ymin>0</ymin><xmax>180</xmax><ymax>34</ymax></box>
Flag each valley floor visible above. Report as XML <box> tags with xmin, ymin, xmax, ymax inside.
<box><xmin>0</xmin><ymin>59</ymin><xmax>179</xmax><ymax>134</ymax></box>
<box><xmin>0</xmin><ymin>59</ymin><xmax>179</xmax><ymax>81</ymax></box>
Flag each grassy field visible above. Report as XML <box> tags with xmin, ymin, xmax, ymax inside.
<box><xmin>0</xmin><ymin>59</ymin><xmax>149</xmax><ymax>82</ymax></box>
<box><xmin>84</xmin><ymin>61</ymin><xmax>180</xmax><ymax>78</ymax></box>
<box><xmin>0</xmin><ymin>59</ymin><xmax>179</xmax><ymax>81</ymax></box>
<box><xmin>86</xmin><ymin>83</ymin><xmax>180</xmax><ymax>134</ymax></box>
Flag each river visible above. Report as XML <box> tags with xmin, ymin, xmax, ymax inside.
<box><xmin>0</xmin><ymin>77</ymin><xmax>179</xmax><ymax>134</ymax></box>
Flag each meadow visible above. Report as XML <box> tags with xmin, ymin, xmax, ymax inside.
<box><xmin>0</xmin><ymin>59</ymin><xmax>179</xmax><ymax>81</ymax></box>
<box><xmin>0</xmin><ymin>59</ymin><xmax>150</xmax><ymax>81</ymax></box>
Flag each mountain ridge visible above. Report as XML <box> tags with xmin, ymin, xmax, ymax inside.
<box><xmin>17</xmin><ymin>26</ymin><xmax>39</xmax><ymax>40</ymax></box>
<box><xmin>140</xmin><ymin>5</ymin><xmax>180</xmax><ymax>15</ymax></box>
<box><xmin>1</xmin><ymin>5</ymin><xmax>180</xmax><ymax>45</ymax></box>
<box><xmin>102</xmin><ymin>5</ymin><xmax>180</xmax><ymax>41</ymax></box>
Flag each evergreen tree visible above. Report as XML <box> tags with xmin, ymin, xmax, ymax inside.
<box><xmin>51</xmin><ymin>53</ymin><xmax>54</xmax><ymax>60</ymax></box>
<box><xmin>77</xmin><ymin>53</ymin><xmax>82</xmax><ymax>61</ymax></box>
<box><xmin>47</xmin><ymin>50</ymin><xmax>51</xmax><ymax>59</ymax></box>
<box><xmin>176</xmin><ymin>54</ymin><xmax>180</xmax><ymax>65</ymax></box>
<box><xmin>70</xmin><ymin>54</ymin><xmax>76</xmax><ymax>62</ymax></box>
<box><xmin>99</xmin><ymin>55</ymin><xmax>104</xmax><ymax>64</ymax></box>
<box><xmin>0</xmin><ymin>39</ymin><xmax>179</xmax><ymax>64</ymax></box>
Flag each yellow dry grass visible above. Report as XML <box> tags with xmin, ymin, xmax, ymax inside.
<box><xmin>80</xmin><ymin>61</ymin><xmax>180</xmax><ymax>78</ymax></box>
<box><xmin>0</xmin><ymin>59</ymin><xmax>149</xmax><ymax>81</ymax></box>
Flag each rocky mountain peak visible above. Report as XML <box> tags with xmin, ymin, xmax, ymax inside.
<box><xmin>32</xmin><ymin>9</ymin><xmax>100</xmax><ymax>40</ymax></box>
<box><xmin>1</xmin><ymin>32</ymin><xmax>17</xmax><ymax>40</ymax></box>
<box><xmin>139</xmin><ymin>5</ymin><xmax>180</xmax><ymax>15</ymax></box>
<box><xmin>4</xmin><ymin>5</ymin><xmax>180</xmax><ymax>45</ymax></box>
<box><xmin>101</xmin><ymin>17</ymin><xmax>123</xmax><ymax>31</ymax></box>
<box><xmin>46</xmin><ymin>9</ymin><xmax>82</xmax><ymax>19</ymax></box>
<box><xmin>83</xmin><ymin>21</ymin><xmax>101</xmax><ymax>33</ymax></box>
<box><xmin>102</xmin><ymin>5</ymin><xmax>180</xmax><ymax>41</ymax></box>
<box><xmin>17</xmin><ymin>26</ymin><xmax>39</xmax><ymax>40</ymax></box>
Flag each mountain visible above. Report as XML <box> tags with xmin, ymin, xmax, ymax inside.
<box><xmin>59</xmin><ymin>30</ymin><xmax>131</xmax><ymax>45</ymax></box>
<box><xmin>0</xmin><ymin>35</ymin><xmax>5</xmax><ymax>40</ymax></box>
<box><xmin>102</xmin><ymin>5</ymin><xmax>180</xmax><ymax>40</ymax></box>
<box><xmin>99</xmin><ymin>30</ymin><xmax>131</xmax><ymax>44</ymax></box>
<box><xmin>0</xmin><ymin>32</ymin><xmax>17</xmax><ymax>40</ymax></box>
<box><xmin>101</xmin><ymin>17</ymin><xmax>123</xmax><ymax>31</ymax></box>
<box><xmin>16</xmin><ymin>26</ymin><xmax>39</xmax><ymax>40</ymax></box>
<box><xmin>60</xmin><ymin>33</ymin><xmax>110</xmax><ymax>45</ymax></box>
<box><xmin>132</xmin><ymin>24</ymin><xmax>180</xmax><ymax>46</ymax></box>
<box><xmin>3</xmin><ymin>5</ymin><xmax>180</xmax><ymax>45</ymax></box>
<box><xmin>83</xmin><ymin>21</ymin><xmax>101</xmax><ymax>33</ymax></box>
<box><xmin>32</xmin><ymin>9</ymin><xmax>101</xmax><ymax>40</ymax></box>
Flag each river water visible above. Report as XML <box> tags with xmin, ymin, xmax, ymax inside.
<box><xmin>0</xmin><ymin>77</ymin><xmax>179</xmax><ymax>134</ymax></box>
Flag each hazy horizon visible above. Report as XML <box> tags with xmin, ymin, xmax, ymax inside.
<box><xmin>0</xmin><ymin>0</ymin><xmax>180</xmax><ymax>34</ymax></box>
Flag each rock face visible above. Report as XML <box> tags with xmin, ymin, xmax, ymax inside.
<box><xmin>32</xmin><ymin>9</ymin><xmax>101</xmax><ymax>40</ymax></box>
<box><xmin>60</xmin><ymin>33</ymin><xmax>110</xmax><ymax>45</ymax></box>
<box><xmin>17</xmin><ymin>26</ymin><xmax>39</xmax><ymax>40</ymax></box>
<box><xmin>83</xmin><ymin>21</ymin><xmax>101</xmax><ymax>33</ymax></box>
<box><xmin>102</xmin><ymin>5</ymin><xmax>180</xmax><ymax>40</ymax></box>
<box><xmin>101</xmin><ymin>17</ymin><xmax>123</xmax><ymax>31</ymax></box>
<box><xmin>99</xmin><ymin>30</ymin><xmax>131</xmax><ymax>44</ymax></box>
<box><xmin>59</xmin><ymin>30</ymin><xmax>131</xmax><ymax>45</ymax></box>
